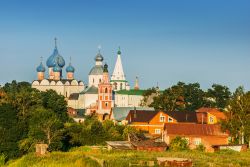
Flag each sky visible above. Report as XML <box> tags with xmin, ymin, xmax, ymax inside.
<box><xmin>0</xmin><ymin>0</ymin><xmax>249</xmax><ymax>91</ymax></box>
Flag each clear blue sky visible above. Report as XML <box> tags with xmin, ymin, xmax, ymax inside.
<box><xmin>0</xmin><ymin>0</ymin><xmax>249</xmax><ymax>91</ymax></box>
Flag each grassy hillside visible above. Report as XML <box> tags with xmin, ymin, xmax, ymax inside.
<box><xmin>6</xmin><ymin>147</ymin><xmax>250</xmax><ymax>167</ymax></box>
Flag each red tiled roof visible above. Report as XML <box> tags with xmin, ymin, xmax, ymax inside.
<box><xmin>196</xmin><ymin>107</ymin><xmax>226</xmax><ymax>120</ymax></box>
<box><xmin>126</xmin><ymin>110</ymin><xmax>157</xmax><ymax>123</ymax></box>
<box><xmin>164</xmin><ymin>123</ymin><xmax>228</xmax><ymax>136</ymax></box>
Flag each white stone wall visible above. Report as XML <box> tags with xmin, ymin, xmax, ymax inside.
<box><xmin>115</xmin><ymin>94</ymin><xmax>143</xmax><ymax>107</ymax></box>
<box><xmin>88</xmin><ymin>75</ymin><xmax>103</xmax><ymax>88</ymax></box>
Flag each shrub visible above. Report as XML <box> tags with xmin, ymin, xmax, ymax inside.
<box><xmin>169</xmin><ymin>136</ymin><xmax>189</xmax><ymax>151</ymax></box>
<box><xmin>195</xmin><ymin>144</ymin><xmax>206</xmax><ymax>152</ymax></box>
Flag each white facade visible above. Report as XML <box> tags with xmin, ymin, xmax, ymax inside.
<box><xmin>32</xmin><ymin>79</ymin><xmax>84</xmax><ymax>98</ymax></box>
<box><xmin>110</xmin><ymin>50</ymin><xmax>130</xmax><ymax>91</ymax></box>
<box><xmin>114</xmin><ymin>93</ymin><xmax>144</xmax><ymax>107</ymax></box>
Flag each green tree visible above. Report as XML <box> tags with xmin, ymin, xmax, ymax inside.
<box><xmin>205</xmin><ymin>84</ymin><xmax>231</xmax><ymax>110</ymax></box>
<box><xmin>222</xmin><ymin>87</ymin><xmax>250</xmax><ymax>145</ymax></box>
<box><xmin>40</xmin><ymin>90</ymin><xmax>69</xmax><ymax>122</ymax></box>
<box><xmin>149</xmin><ymin>82</ymin><xmax>205</xmax><ymax>111</ymax></box>
<box><xmin>24</xmin><ymin>107</ymin><xmax>64</xmax><ymax>151</ymax></box>
<box><xmin>0</xmin><ymin>104</ymin><xmax>22</xmax><ymax>159</ymax></box>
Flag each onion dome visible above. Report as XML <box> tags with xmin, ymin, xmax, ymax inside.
<box><xmin>66</xmin><ymin>63</ymin><xmax>75</xmax><ymax>73</ymax></box>
<box><xmin>36</xmin><ymin>62</ymin><xmax>46</xmax><ymax>72</ymax></box>
<box><xmin>46</xmin><ymin>38</ymin><xmax>65</xmax><ymax>68</ymax></box>
<box><xmin>117</xmin><ymin>46</ymin><xmax>121</xmax><ymax>55</ymax></box>
<box><xmin>53</xmin><ymin>58</ymin><xmax>62</xmax><ymax>72</ymax></box>
<box><xmin>95</xmin><ymin>53</ymin><xmax>104</xmax><ymax>62</ymax></box>
<box><xmin>103</xmin><ymin>63</ymin><xmax>108</xmax><ymax>73</ymax></box>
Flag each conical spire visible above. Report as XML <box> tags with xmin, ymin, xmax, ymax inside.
<box><xmin>111</xmin><ymin>47</ymin><xmax>126</xmax><ymax>81</ymax></box>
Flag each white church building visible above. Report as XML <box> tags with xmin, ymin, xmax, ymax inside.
<box><xmin>32</xmin><ymin>39</ymin><xmax>146</xmax><ymax>118</ymax></box>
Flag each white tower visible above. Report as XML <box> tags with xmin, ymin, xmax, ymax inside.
<box><xmin>111</xmin><ymin>47</ymin><xmax>130</xmax><ymax>91</ymax></box>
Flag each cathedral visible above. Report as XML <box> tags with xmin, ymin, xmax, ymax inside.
<box><xmin>32</xmin><ymin>39</ymin><xmax>145</xmax><ymax>121</ymax></box>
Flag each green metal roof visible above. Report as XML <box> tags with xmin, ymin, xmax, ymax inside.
<box><xmin>110</xmin><ymin>80</ymin><xmax>128</xmax><ymax>83</ymax></box>
<box><xmin>115</xmin><ymin>89</ymin><xmax>146</xmax><ymax>96</ymax></box>
<box><xmin>80</xmin><ymin>86</ymin><xmax>98</xmax><ymax>94</ymax></box>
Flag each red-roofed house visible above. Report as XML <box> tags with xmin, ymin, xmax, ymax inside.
<box><xmin>164</xmin><ymin>123</ymin><xmax>229</xmax><ymax>152</ymax></box>
<box><xmin>196</xmin><ymin>107</ymin><xmax>227</xmax><ymax>124</ymax></box>
<box><xmin>126</xmin><ymin>110</ymin><xmax>197</xmax><ymax>135</ymax></box>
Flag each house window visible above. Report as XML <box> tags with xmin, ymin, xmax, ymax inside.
<box><xmin>160</xmin><ymin>115</ymin><xmax>165</xmax><ymax>122</ymax></box>
<box><xmin>193</xmin><ymin>138</ymin><xmax>201</xmax><ymax>145</ymax></box>
<box><xmin>155</xmin><ymin>129</ymin><xmax>161</xmax><ymax>134</ymax></box>
<box><xmin>209</xmin><ymin>116</ymin><xmax>214</xmax><ymax>123</ymax></box>
<box><xmin>168</xmin><ymin>117</ymin><xmax>173</xmax><ymax>122</ymax></box>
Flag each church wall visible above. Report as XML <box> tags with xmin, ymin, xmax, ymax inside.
<box><xmin>115</xmin><ymin>94</ymin><xmax>143</xmax><ymax>107</ymax></box>
<box><xmin>88</xmin><ymin>75</ymin><xmax>103</xmax><ymax>87</ymax></box>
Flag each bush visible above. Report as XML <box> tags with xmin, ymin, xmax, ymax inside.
<box><xmin>169</xmin><ymin>136</ymin><xmax>189</xmax><ymax>151</ymax></box>
<box><xmin>195</xmin><ymin>144</ymin><xmax>206</xmax><ymax>152</ymax></box>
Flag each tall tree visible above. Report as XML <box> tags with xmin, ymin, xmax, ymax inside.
<box><xmin>25</xmin><ymin>107</ymin><xmax>64</xmax><ymax>151</ymax></box>
<box><xmin>222</xmin><ymin>87</ymin><xmax>250</xmax><ymax>145</ymax></box>
<box><xmin>205</xmin><ymin>84</ymin><xmax>231</xmax><ymax>110</ymax></box>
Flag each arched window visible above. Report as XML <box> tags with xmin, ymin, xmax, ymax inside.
<box><xmin>114</xmin><ymin>82</ymin><xmax>117</xmax><ymax>90</ymax></box>
<box><xmin>105</xmin><ymin>88</ymin><xmax>108</xmax><ymax>93</ymax></box>
<box><xmin>105</xmin><ymin>102</ymin><xmax>108</xmax><ymax>107</ymax></box>
<box><xmin>93</xmin><ymin>78</ymin><xmax>95</xmax><ymax>84</ymax></box>
<box><xmin>99</xmin><ymin>79</ymin><xmax>101</xmax><ymax>83</ymax></box>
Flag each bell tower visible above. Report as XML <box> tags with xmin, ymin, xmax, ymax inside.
<box><xmin>97</xmin><ymin>63</ymin><xmax>113</xmax><ymax>116</ymax></box>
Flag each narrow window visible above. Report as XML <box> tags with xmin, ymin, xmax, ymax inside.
<box><xmin>155</xmin><ymin>129</ymin><xmax>161</xmax><ymax>134</ymax></box>
<box><xmin>160</xmin><ymin>115</ymin><xmax>165</xmax><ymax>122</ymax></box>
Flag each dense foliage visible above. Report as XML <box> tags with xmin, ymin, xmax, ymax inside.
<box><xmin>169</xmin><ymin>136</ymin><xmax>189</xmax><ymax>151</ymax></box>
<box><xmin>143</xmin><ymin>82</ymin><xmax>231</xmax><ymax>111</ymax></box>
<box><xmin>0</xmin><ymin>81</ymin><xmax>131</xmax><ymax>162</ymax></box>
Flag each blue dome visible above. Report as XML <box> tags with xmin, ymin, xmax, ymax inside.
<box><xmin>66</xmin><ymin>63</ymin><xmax>75</xmax><ymax>73</ymax></box>
<box><xmin>46</xmin><ymin>47</ymin><xmax>65</xmax><ymax>68</ymax></box>
<box><xmin>36</xmin><ymin>62</ymin><xmax>46</xmax><ymax>72</ymax></box>
<box><xmin>53</xmin><ymin>62</ymin><xmax>62</xmax><ymax>72</ymax></box>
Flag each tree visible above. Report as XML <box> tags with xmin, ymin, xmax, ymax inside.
<box><xmin>222</xmin><ymin>87</ymin><xmax>250</xmax><ymax>145</ymax></box>
<box><xmin>0</xmin><ymin>104</ymin><xmax>22</xmax><ymax>159</ymax></box>
<box><xmin>40</xmin><ymin>90</ymin><xmax>69</xmax><ymax>122</ymax></box>
<box><xmin>205</xmin><ymin>84</ymin><xmax>231</xmax><ymax>110</ymax></box>
<box><xmin>26</xmin><ymin>107</ymin><xmax>64</xmax><ymax>151</ymax></box>
<box><xmin>149</xmin><ymin>82</ymin><xmax>205</xmax><ymax>111</ymax></box>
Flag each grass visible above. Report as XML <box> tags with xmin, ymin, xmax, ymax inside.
<box><xmin>5</xmin><ymin>147</ymin><xmax>250</xmax><ymax>167</ymax></box>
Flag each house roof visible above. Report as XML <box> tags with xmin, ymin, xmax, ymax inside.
<box><xmin>112</xmin><ymin>107</ymin><xmax>154</xmax><ymax>121</ymax></box>
<box><xmin>68</xmin><ymin>93</ymin><xmax>79</xmax><ymax>100</ymax></box>
<box><xmin>80</xmin><ymin>86</ymin><xmax>98</xmax><ymax>94</ymax></box>
<box><xmin>196</xmin><ymin>107</ymin><xmax>226</xmax><ymax>120</ymax></box>
<box><xmin>127</xmin><ymin>110</ymin><xmax>158</xmax><ymax>122</ymax></box>
<box><xmin>116</xmin><ymin>89</ymin><xmax>146</xmax><ymax>96</ymax></box>
<box><xmin>164</xmin><ymin>123</ymin><xmax>228</xmax><ymax>136</ymax></box>
<box><xmin>163</xmin><ymin>111</ymin><xmax>198</xmax><ymax>123</ymax></box>
<box><xmin>127</xmin><ymin>110</ymin><xmax>198</xmax><ymax>123</ymax></box>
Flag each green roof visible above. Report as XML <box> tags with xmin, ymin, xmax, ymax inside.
<box><xmin>115</xmin><ymin>89</ymin><xmax>146</xmax><ymax>96</ymax></box>
<box><xmin>110</xmin><ymin>80</ymin><xmax>128</xmax><ymax>83</ymax></box>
